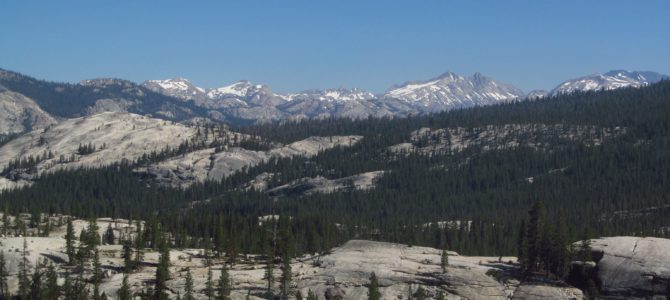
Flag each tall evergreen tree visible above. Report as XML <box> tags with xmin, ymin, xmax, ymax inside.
<box><xmin>415</xmin><ymin>286</ymin><xmax>426</xmax><ymax>300</ymax></box>
<box><xmin>18</xmin><ymin>238</ymin><xmax>30</xmax><ymax>300</ymax></box>
<box><xmin>217</xmin><ymin>264</ymin><xmax>232</xmax><ymax>300</ymax></box>
<box><xmin>122</xmin><ymin>239</ymin><xmax>134</xmax><ymax>272</ymax></box>
<box><xmin>551</xmin><ymin>210</ymin><xmax>571</xmax><ymax>278</ymax></box>
<box><xmin>29</xmin><ymin>260</ymin><xmax>44</xmax><ymax>300</ymax></box>
<box><xmin>0</xmin><ymin>250</ymin><xmax>8</xmax><ymax>298</ymax></box>
<box><xmin>154</xmin><ymin>240</ymin><xmax>170</xmax><ymax>300</ymax></box>
<box><xmin>93</xmin><ymin>248</ymin><xmax>102</xmax><ymax>300</ymax></box>
<box><xmin>517</xmin><ymin>220</ymin><xmax>526</xmax><ymax>267</ymax></box>
<box><xmin>264</xmin><ymin>255</ymin><xmax>275</xmax><ymax>298</ymax></box>
<box><xmin>367</xmin><ymin>272</ymin><xmax>381</xmax><ymax>300</ymax></box>
<box><xmin>104</xmin><ymin>223</ymin><xmax>115</xmax><ymax>245</ymax></box>
<box><xmin>440</xmin><ymin>249</ymin><xmax>449</xmax><ymax>273</ymax></box>
<box><xmin>525</xmin><ymin>202</ymin><xmax>546</xmax><ymax>272</ymax></box>
<box><xmin>578</xmin><ymin>226</ymin><xmax>593</xmax><ymax>262</ymax></box>
<box><xmin>307</xmin><ymin>289</ymin><xmax>318</xmax><ymax>300</ymax></box>
<box><xmin>279</xmin><ymin>254</ymin><xmax>292</xmax><ymax>300</ymax></box>
<box><xmin>45</xmin><ymin>263</ymin><xmax>59</xmax><ymax>300</ymax></box>
<box><xmin>184</xmin><ymin>267</ymin><xmax>194</xmax><ymax>300</ymax></box>
<box><xmin>86</xmin><ymin>218</ymin><xmax>100</xmax><ymax>251</ymax></box>
<box><xmin>65</xmin><ymin>218</ymin><xmax>76</xmax><ymax>265</ymax></box>
<box><xmin>205</xmin><ymin>266</ymin><xmax>215</xmax><ymax>300</ymax></box>
<box><xmin>118</xmin><ymin>274</ymin><xmax>132</xmax><ymax>300</ymax></box>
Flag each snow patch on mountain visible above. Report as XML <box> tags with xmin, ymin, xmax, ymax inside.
<box><xmin>143</xmin><ymin>78</ymin><xmax>207</xmax><ymax>101</ymax></box>
<box><xmin>550</xmin><ymin>70</ymin><xmax>668</xmax><ymax>96</ymax></box>
<box><xmin>206</xmin><ymin>80</ymin><xmax>262</xmax><ymax>99</ymax></box>
<box><xmin>382</xmin><ymin>72</ymin><xmax>525</xmax><ymax>110</ymax></box>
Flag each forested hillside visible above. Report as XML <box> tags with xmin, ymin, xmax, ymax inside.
<box><xmin>1</xmin><ymin>81</ymin><xmax>669</xmax><ymax>257</ymax></box>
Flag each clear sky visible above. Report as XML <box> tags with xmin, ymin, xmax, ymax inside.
<box><xmin>1</xmin><ymin>1</ymin><xmax>668</xmax><ymax>93</ymax></box>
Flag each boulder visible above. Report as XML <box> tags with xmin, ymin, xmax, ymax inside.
<box><xmin>582</xmin><ymin>236</ymin><xmax>670</xmax><ymax>298</ymax></box>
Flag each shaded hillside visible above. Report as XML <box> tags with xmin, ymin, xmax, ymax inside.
<box><xmin>0</xmin><ymin>68</ymin><xmax>207</xmax><ymax>120</ymax></box>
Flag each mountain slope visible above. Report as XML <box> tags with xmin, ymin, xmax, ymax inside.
<box><xmin>0</xmin><ymin>69</ymin><xmax>206</xmax><ymax>121</ymax></box>
<box><xmin>142</xmin><ymin>78</ymin><xmax>208</xmax><ymax>102</ymax></box>
<box><xmin>144</xmin><ymin>71</ymin><xmax>527</xmax><ymax>122</ymax></box>
<box><xmin>382</xmin><ymin>72</ymin><xmax>525</xmax><ymax>111</ymax></box>
<box><xmin>550</xmin><ymin>70</ymin><xmax>668</xmax><ymax>96</ymax></box>
<box><xmin>3</xmin><ymin>68</ymin><xmax>668</xmax><ymax>126</ymax></box>
<box><xmin>0</xmin><ymin>87</ymin><xmax>57</xmax><ymax>136</ymax></box>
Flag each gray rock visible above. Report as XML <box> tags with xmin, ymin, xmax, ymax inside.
<box><xmin>0</xmin><ymin>90</ymin><xmax>57</xmax><ymax>136</ymax></box>
<box><xmin>583</xmin><ymin>236</ymin><xmax>670</xmax><ymax>298</ymax></box>
<box><xmin>512</xmin><ymin>284</ymin><xmax>583</xmax><ymax>300</ymax></box>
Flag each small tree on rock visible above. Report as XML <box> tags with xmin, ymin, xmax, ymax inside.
<box><xmin>367</xmin><ymin>272</ymin><xmax>381</xmax><ymax>300</ymax></box>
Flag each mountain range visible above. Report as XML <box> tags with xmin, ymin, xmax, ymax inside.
<box><xmin>0</xmin><ymin>68</ymin><xmax>666</xmax><ymax>133</ymax></box>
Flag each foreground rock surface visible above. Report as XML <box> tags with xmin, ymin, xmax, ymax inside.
<box><xmin>0</xmin><ymin>214</ymin><xmax>585</xmax><ymax>300</ymax></box>
<box><xmin>585</xmin><ymin>236</ymin><xmax>670</xmax><ymax>299</ymax></box>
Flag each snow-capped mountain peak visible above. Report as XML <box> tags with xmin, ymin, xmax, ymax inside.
<box><xmin>286</xmin><ymin>88</ymin><xmax>375</xmax><ymax>102</ymax></box>
<box><xmin>146</xmin><ymin>78</ymin><xmax>205</xmax><ymax>93</ymax></box>
<box><xmin>206</xmin><ymin>80</ymin><xmax>263</xmax><ymax>99</ymax></box>
<box><xmin>383</xmin><ymin>71</ymin><xmax>524</xmax><ymax>110</ymax></box>
<box><xmin>550</xmin><ymin>70</ymin><xmax>668</xmax><ymax>96</ymax></box>
<box><xmin>142</xmin><ymin>78</ymin><xmax>207</xmax><ymax>101</ymax></box>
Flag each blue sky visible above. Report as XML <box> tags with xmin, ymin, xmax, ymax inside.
<box><xmin>1</xmin><ymin>1</ymin><xmax>668</xmax><ymax>93</ymax></box>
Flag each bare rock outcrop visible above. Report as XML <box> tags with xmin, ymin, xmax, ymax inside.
<box><xmin>138</xmin><ymin>135</ymin><xmax>363</xmax><ymax>188</ymax></box>
<box><xmin>0</xmin><ymin>90</ymin><xmax>57</xmax><ymax>136</ymax></box>
<box><xmin>583</xmin><ymin>236</ymin><xmax>670</xmax><ymax>298</ymax></box>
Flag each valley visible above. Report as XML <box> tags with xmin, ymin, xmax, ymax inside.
<box><xmin>0</xmin><ymin>70</ymin><xmax>668</xmax><ymax>299</ymax></box>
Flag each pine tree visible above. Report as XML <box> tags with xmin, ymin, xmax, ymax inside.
<box><xmin>65</xmin><ymin>218</ymin><xmax>76</xmax><ymax>265</ymax></box>
<box><xmin>307</xmin><ymin>289</ymin><xmax>318</xmax><ymax>300</ymax></box>
<box><xmin>440</xmin><ymin>249</ymin><xmax>449</xmax><ymax>273</ymax></box>
<box><xmin>30</xmin><ymin>260</ymin><xmax>44</xmax><ymax>300</ymax></box>
<box><xmin>264</xmin><ymin>255</ymin><xmax>275</xmax><ymax>298</ymax></box>
<box><xmin>18</xmin><ymin>238</ymin><xmax>30</xmax><ymax>300</ymax></box>
<box><xmin>104</xmin><ymin>223</ymin><xmax>115</xmax><ymax>245</ymax></box>
<box><xmin>552</xmin><ymin>210</ymin><xmax>570</xmax><ymax>278</ymax></box>
<box><xmin>45</xmin><ymin>263</ymin><xmax>59</xmax><ymax>300</ymax></box>
<box><xmin>367</xmin><ymin>272</ymin><xmax>381</xmax><ymax>300</ymax></box>
<box><xmin>215</xmin><ymin>224</ymin><xmax>226</xmax><ymax>257</ymax></box>
<box><xmin>436</xmin><ymin>291</ymin><xmax>446</xmax><ymax>300</ymax></box>
<box><xmin>579</xmin><ymin>226</ymin><xmax>593</xmax><ymax>262</ymax></box>
<box><xmin>279</xmin><ymin>254</ymin><xmax>292</xmax><ymax>300</ymax></box>
<box><xmin>87</xmin><ymin>218</ymin><xmax>100</xmax><ymax>252</ymax></box>
<box><xmin>296</xmin><ymin>290</ymin><xmax>304</xmax><ymax>300</ymax></box>
<box><xmin>184</xmin><ymin>267</ymin><xmax>194</xmax><ymax>300</ymax></box>
<box><xmin>526</xmin><ymin>202</ymin><xmax>546</xmax><ymax>272</ymax></box>
<box><xmin>0</xmin><ymin>250</ymin><xmax>8</xmax><ymax>297</ymax></box>
<box><xmin>217</xmin><ymin>263</ymin><xmax>232</xmax><ymax>300</ymax></box>
<box><xmin>118</xmin><ymin>274</ymin><xmax>132</xmax><ymax>300</ymax></box>
<box><xmin>415</xmin><ymin>286</ymin><xmax>425</xmax><ymax>300</ymax></box>
<box><xmin>154</xmin><ymin>240</ymin><xmax>170</xmax><ymax>300</ymax></box>
<box><xmin>206</xmin><ymin>266</ymin><xmax>215</xmax><ymax>300</ymax></box>
<box><xmin>122</xmin><ymin>239</ymin><xmax>134</xmax><ymax>272</ymax></box>
<box><xmin>517</xmin><ymin>220</ymin><xmax>526</xmax><ymax>268</ymax></box>
<box><xmin>1</xmin><ymin>208</ymin><xmax>8</xmax><ymax>236</ymax></box>
<box><xmin>134</xmin><ymin>221</ymin><xmax>144</xmax><ymax>267</ymax></box>
<box><xmin>93</xmin><ymin>248</ymin><xmax>102</xmax><ymax>300</ymax></box>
